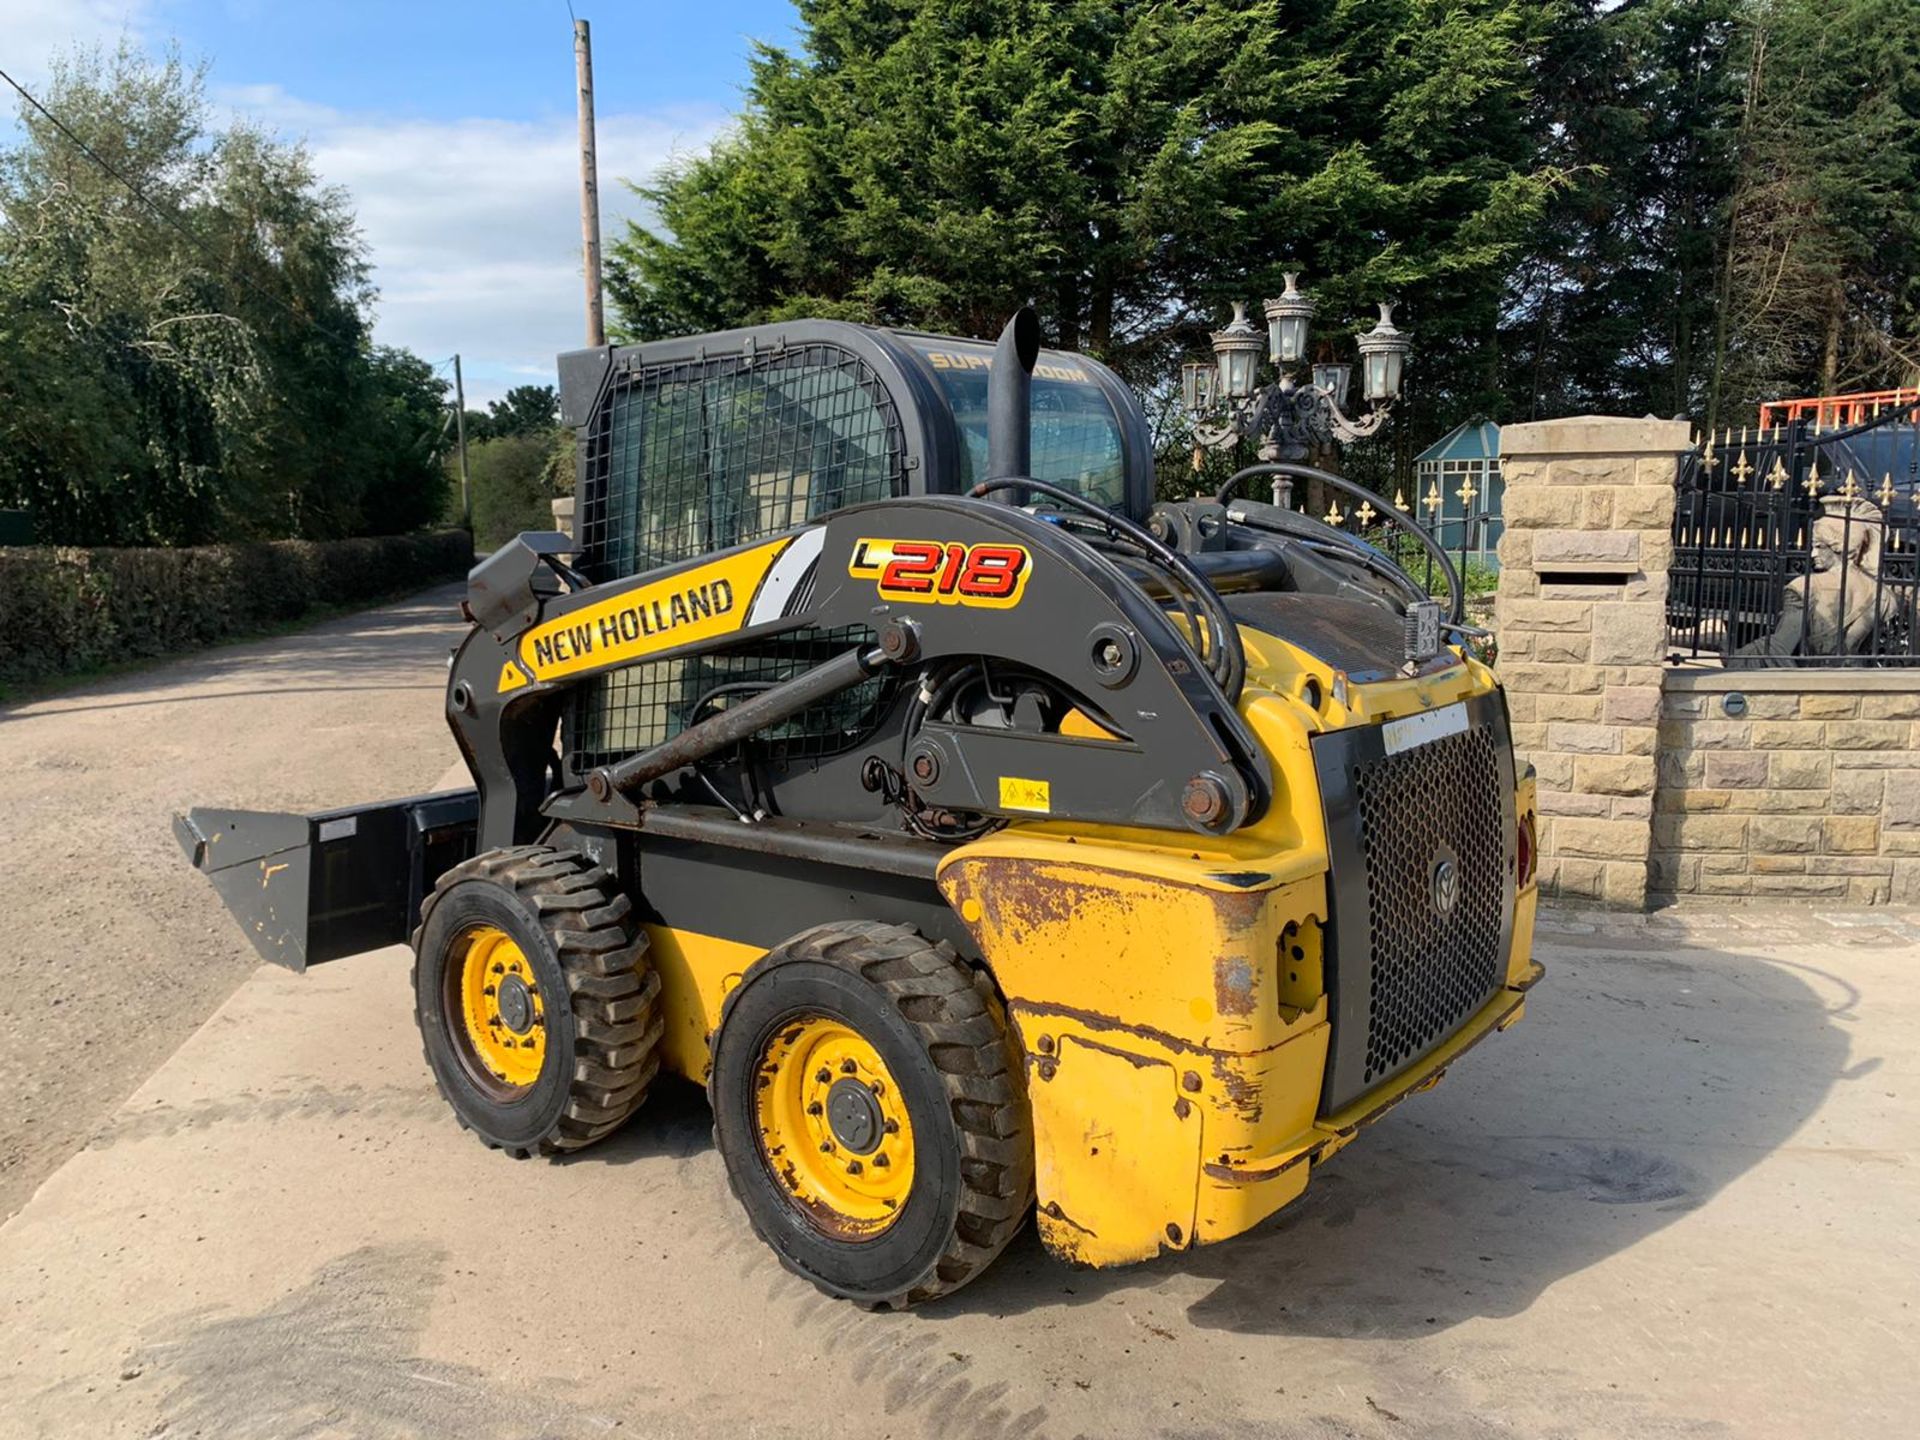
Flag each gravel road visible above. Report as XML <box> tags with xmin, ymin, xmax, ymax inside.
<box><xmin>0</xmin><ymin>586</ymin><xmax>470</xmax><ymax>1220</ymax></box>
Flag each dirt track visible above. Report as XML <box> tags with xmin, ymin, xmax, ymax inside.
<box><xmin>0</xmin><ymin>586</ymin><xmax>469</xmax><ymax>1220</ymax></box>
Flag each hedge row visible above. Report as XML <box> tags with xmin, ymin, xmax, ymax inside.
<box><xmin>0</xmin><ymin>530</ymin><xmax>474</xmax><ymax>689</ymax></box>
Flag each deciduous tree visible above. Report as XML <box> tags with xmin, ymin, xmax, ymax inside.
<box><xmin>0</xmin><ymin>43</ymin><xmax>450</xmax><ymax>544</ymax></box>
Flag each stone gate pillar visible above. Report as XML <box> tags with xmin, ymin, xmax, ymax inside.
<box><xmin>1492</xmin><ymin>416</ymin><xmax>1692</xmax><ymax>906</ymax></box>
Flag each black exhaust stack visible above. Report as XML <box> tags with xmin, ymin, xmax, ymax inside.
<box><xmin>985</xmin><ymin>307</ymin><xmax>1040</xmax><ymax>500</ymax></box>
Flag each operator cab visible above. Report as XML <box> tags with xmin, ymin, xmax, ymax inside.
<box><xmin>556</xmin><ymin>319</ymin><xmax>1155</xmax><ymax>593</ymax></box>
<box><xmin>884</xmin><ymin>332</ymin><xmax>1141</xmax><ymax>512</ymax></box>
<box><xmin>554</xmin><ymin>322</ymin><xmax>1161</xmax><ymax>777</ymax></box>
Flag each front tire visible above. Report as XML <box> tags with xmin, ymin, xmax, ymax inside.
<box><xmin>412</xmin><ymin>845</ymin><xmax>662</xmax><ymax>1157</ymax></box>
<box><xmin>710</xmin><ymin>921</ymin><xmax>1034</xmax><ymax>1308</ymax></box>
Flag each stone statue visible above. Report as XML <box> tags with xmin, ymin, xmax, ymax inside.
<box><xmin>1728</xmin><ymin>497</ymin><xmax>1899</xmax><ymax>666</ymax></box>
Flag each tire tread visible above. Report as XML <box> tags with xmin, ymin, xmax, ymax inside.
<box><xmin>412</xmin><ymin>846</ymin><xmax>660</xmax><ymax>1157</ymax></box>
<box><xmin>711</xmin><ymin>920</ymin><xmax>1034</xmax><ymax>1309</ymax></box>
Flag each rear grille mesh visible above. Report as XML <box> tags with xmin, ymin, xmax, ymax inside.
<box><xmin>1352</xmin><ymin>725</ymin><xmax>1506</xmax><ymax>1086</ymax></box>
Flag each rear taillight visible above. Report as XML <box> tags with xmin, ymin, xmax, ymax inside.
<box><xmin>1517</xmin><ymin>809</ymin><xmax>1537</xmax><ymax>887</ymax></box>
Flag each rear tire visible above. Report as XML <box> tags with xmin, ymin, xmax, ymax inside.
<box><xmin>709</xmin><ymin>921</ymin><xmax>1034</xmax><ymax>1308</ymax></box>
<box><xmin>412</xmin><ymin>845</ymin><xmax>662</xmax><ymax>1156</ymax></box>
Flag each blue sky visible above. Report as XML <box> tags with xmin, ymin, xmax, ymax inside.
<box><xmin>4</xmin><ymin>1</ymin><xmax>802</xmax><ymax>403</ymax></box>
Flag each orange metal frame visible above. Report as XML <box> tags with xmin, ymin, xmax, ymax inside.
<box><xmin>1758</xmin><ymin>388</ymin><xmax>1920</xmax><ymax>430</ymax></box>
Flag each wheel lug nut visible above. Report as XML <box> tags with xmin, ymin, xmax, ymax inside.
<box><xmin>846</xmin><ymin>1160</ymin><xmax>863</xmax><ymax>1174</ymax></box>
<box><xmin>872</xmin><ymin>1154</ymin><xmax>889</xmax><ymax>1168</ymax></box>
<box><xmin>483</xmin><ymin>985</ymin><xmax>496</xmax><ymax>996</ymax></box>
<box><xmin>819</xmin><ymin>1141</ymin><xmax>834</xmax><ymax>1153</ymax></box>
<box><xmin>492</xmin><ymin>963</ymin><xmax>505</xmax><ymax>974</ymax></box>
<box><xmin>815</xmin><ymin>1068</ymin><xmax>831</xmax><ymax>1084</ymax></box>
<box><xmin>806</xmin><ymin>1101</ymin><xmax>823</xmax><ymax>1116</ymax></box>
<box><xmin>868</xmin><ymin>1079</ymin><xmax>885</xmax><ymax>1096</ymax></box>
<box><xmin>884</xmin><ymin>1119</ymin><xmax>900</xmax><ymax>1135</ymax></box>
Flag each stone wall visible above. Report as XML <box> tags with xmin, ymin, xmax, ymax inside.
<box><xmin>1491</xmin><ymin>413</ymin><xmax>1920</xmax><ymax>909</ymax></box>
<box><xmin>1492</xmin><ymin>415</ymin><xmax>1693</xmax><ymax>908</ymax></box>
<box><xmin>1652</xmin><ymin>672</ymin><xmax>1920</xmax><ymax>904</ymax></box>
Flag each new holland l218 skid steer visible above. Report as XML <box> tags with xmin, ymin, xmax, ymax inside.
<box><xmin>179</xmin><ymin>310</ymin><xmax>1541</xmax><ymax>1308</ymax></box>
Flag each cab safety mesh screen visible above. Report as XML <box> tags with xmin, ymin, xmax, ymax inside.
<box><xmin>568</xmin><ymin>344</ymin><xmax>906</xmax><ymax>772</ymax></box>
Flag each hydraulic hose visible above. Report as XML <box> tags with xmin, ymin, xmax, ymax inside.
<box><xmin>967</xmin><ymin>476</ymin><xmax>1246</xmax><ymax>704</ymax></box>
<box><xmin>1215</xmin><ymin>461</ymin><xmax>1465</xmax><ymax>623</ymax></box>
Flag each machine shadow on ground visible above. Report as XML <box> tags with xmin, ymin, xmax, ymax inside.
<box><xmin>933</xmin><ymin>938</ymin><xmax>1856</xmax><ymax>1335</ymax></box>
<box><xmin>576</xmin><ymin>936</ymin><xmax>1855</xmax><ymax>1339</ymax></box>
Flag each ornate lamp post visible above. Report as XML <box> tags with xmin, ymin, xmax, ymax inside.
<box><xmin>1181</xmin><ymin>273</ymin><xmax>1411</xmax><ymax>494</ymax></box>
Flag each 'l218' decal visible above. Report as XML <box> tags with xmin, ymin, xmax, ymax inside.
<box><xmin>848</xmin><ymin>539</ymin><xmax>1032</xmax><ymax>609</ymax></box>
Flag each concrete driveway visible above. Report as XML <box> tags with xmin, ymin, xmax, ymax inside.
<box><xmin>0</xmin><ymin>902</ymin><xmax>1912</xmax><ymax>1438</ymax></box>
<box><xmin>0</xmin><ymin>586</ymin><xmax>470</xmax><ymax>1222</ymax></box>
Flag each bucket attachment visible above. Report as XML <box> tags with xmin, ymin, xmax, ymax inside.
<box><xmin>174</xmin><ymin>790</ymin><xmax>479</xmax><ymax>971</ymax></box>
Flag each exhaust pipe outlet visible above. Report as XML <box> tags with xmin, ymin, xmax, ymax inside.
<box><xmin>985</xmin><ymin>307</ymin><xmax>1040</xmax><ymax>493</ymax></box>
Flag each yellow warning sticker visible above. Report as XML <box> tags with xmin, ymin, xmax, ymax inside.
<box><xmin>997</xmin><ymin>776</ymin><xmax>1052</xmax><ymax>813</ymax></box>
<box><xmin>497</xmin><ymin>661</ymin><xmax>530</xmax><ymax>694</ymax></box>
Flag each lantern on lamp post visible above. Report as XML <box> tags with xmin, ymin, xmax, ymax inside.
<box><xmin>1182</xmin><ymin>272</ymin><xmax>1409</xmax><ymax>471</ymax></box>
<box><xmin>1263</xmin><ymin>272</ymin><xmax>1315</xmax><ymax>367</ymax></box>
<box><xmin>1208</xmin><ymin>303</ymin><xmax>1265</xmax><ymax>402</ymax></box>
<box><xmin>1312</xmin><ymin>362</ymin><xmax>1352</xmax><ymax>411</ymax></box>
<box><xmin>1355</xmin><ymin>303</ymin><xmax>1411</xmax><ymax>403</ymax></box>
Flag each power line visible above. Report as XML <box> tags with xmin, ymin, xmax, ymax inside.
<box><xmin>0</xmin><ymin>62</ymin><xmax>367</xmax><ymax>352</ymax></box>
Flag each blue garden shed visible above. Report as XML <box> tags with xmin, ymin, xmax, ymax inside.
<box><xmin>1413</xmin><ymin>418</ymin><xmax>1503</xmax><ymax>568</ymax></box>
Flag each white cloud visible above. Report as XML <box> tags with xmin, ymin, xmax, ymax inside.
<box><xmin>3</xmin><ymin>6</ymin><xmax>728</xmax><ymax>410</ymax></box>
<box><xmin>0</xmin><ymin>0</ymin><xmax>152</xmax><ymax>85</ymax></box>
<box><xmin>220</xmin><ymin>85</ymin><xmax>730</xmax><ymax>407</ymax></box>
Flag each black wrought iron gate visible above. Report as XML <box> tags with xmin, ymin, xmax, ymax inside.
<box><xmin>1668</xmin><ymin>398</ymin><xmax>1920</xmax><ymax>667</ymax></box>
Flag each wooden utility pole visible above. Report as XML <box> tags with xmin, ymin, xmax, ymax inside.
<box><xmin>452</xmin><ymin>354</ymin><xmax>472</xmax><ymax>531</ymax></box>
<box><xmin>574</xmin><ymin>18</ymin><xmax>606</xmax><ymax>347</ymax></box>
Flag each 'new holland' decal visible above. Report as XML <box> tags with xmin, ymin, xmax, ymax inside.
<box><xmin>506</xmin><ymin>534</ymin><xmax>801</xmax><ymax>688</ymax></box>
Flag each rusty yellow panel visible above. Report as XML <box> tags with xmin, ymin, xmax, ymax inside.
<box><xmin>1202</xmin><ymin>1017</ymin><xmax>1329</xmax><ymax>1170</ymax></box>
<box><xmin>1189</xmin><ymin>1011</ymin><xmax>1330</xmax><ymax>1243</ymax></box>
<box><xmin>1196</xmin><ymin>1150</ymin><xmax>1311</xmax><ymax>1246</ymax></box>
<box><xmin>943</xmin><ymin>858</ymin><xmax>1325</xmax><ymax>1056</ymax></box>
<box><xmin>1274</xmin><ymin>913</ymin><xmax>1325</xmax><ymax>1017</ymax></box>
<box><xmin>642</xmin><ymin>925</ymin><xmax>763</xmax><ymax>1084</ymax></box>
<box><xmin>1029</xmin><ymin>1032</ymin><xmax>1200</xmax><ymax>1265</ymax></box>
<box><xmin>944</xmin><ymin>840</ymin><xmax>1340</xmax><ymax>1260</ymax></box>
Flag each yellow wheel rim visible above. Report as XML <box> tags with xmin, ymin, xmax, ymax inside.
<box><xmin>453</xmin><ymin>925</ymin><xmax>547</xmax><ymax>1091</ymax></box>
<box><xmin>753</xmin><ymin>1016</ymin><xmax>916</xmax><ymax>1237</ymax></box>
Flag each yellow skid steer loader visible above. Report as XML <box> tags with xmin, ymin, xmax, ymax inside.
<box><xmin>179</xmin><ymin>311</ymin><xmax>1540</xmax><ymax>1307</ymax></box>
